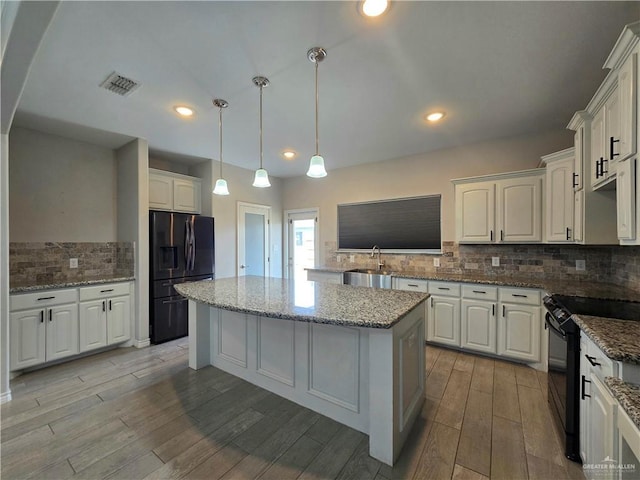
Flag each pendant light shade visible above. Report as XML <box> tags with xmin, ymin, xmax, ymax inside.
<box><xmin>212</xmin><ymin>98</ymin><xmax>230</xmax><ymax>195</ymax></box>
<box><xmin>252</xmin><ymin>76</ymin><xmax>271</xmax><ymax>188</ymax></box>
<box><xmin>307</xmin><ymin>47</ymin><xmax>328</xmax><ymax>178</ymax></box>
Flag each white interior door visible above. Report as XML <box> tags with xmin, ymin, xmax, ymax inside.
<box><xmin>237</xmin><ymin>202</ymin><xmax>270</xmax><ymax>277</ymax></box>
<box><xmin>286</xmin><ymin>209</ymin><xmax>318</xmax><ymax>281</ymax></box>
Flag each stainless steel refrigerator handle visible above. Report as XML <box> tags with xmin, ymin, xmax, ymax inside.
<box><xmin>189</xmin><ymin>218</ymin><xmax>196</xmax><ymax>271</ymax></box>
<box><xmin>184</xmin><ymin>220</ymin><xmax>190</xmax><ymax>269</ymax></box>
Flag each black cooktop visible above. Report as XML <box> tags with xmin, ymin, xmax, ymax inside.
<box><xmin>552</xmin><ymin>295</ymin><xmax>640</xmax><ymax>322</ymax></box>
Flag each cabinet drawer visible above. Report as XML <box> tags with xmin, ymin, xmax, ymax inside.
<box><xmin>79</xmin><ymin>282</ymin><xmax>130</xmax><ymax>301</ymax></box>
<box><xmin>11</xmin><ymin>288</ymin><xmax>78</xmax><ymax>311</ymax></box>
<box><xmin>498</xmin><ymin>287</ymin><xmax>540</xmax><ymax>305</ymax></box>
<box><xmin>583</xmin><ymin>334</ymin><xmax>615</xmax><ymax>382</ymax></box>
<box><xmin>462</xmin><ymin>284</ymin><xmax>498</xmax><ymax>301</ymax></box>
<box><xmin>395</xmin><ymin>277</ymin><xmax>429</xmax><ymax>292</ymax></box>
<box><xmin>428</xmin><ymin>281</ymin><xmax>460</xmax><ymax>297</ymax></box>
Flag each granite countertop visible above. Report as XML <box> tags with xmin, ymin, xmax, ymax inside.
<box><xmin>605</xmin><ymin>377</ymin><xmax>640</xmax><ymax>430</ymax></box>
<box><xmin>174</xmin><ymin>276</ymin><xmax>428</xmax><ymax>329</ymax></box>
<box><xmin>10</xmin><ymin>276</ymin><xmax>136</xmax><ymax>293</ymax></box>
<box><xmin>307</xmin><ymin>267</ymin><xmax>639</xmax><ymax>302</ymax></box>
<box><xmin>573</xmin><ymin>314</ymin><xmax>640</xmax><ymax>365</ymax></box>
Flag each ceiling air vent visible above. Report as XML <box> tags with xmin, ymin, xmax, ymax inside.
<box><xmin>100</xmin><ymin>71</ymin><xmax>141</xmax><ymax>96</ymax></box>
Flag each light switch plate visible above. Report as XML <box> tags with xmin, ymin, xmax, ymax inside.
<box><xmin>433</xmin><ymin>258</ymin><xmax>440</xmax><ymax>267</ymax></box>
<box><xmin>492</xmin><ymin>257</ymin><xmax>500</xmax><ymax>267</ymax></box>
<box><xmin>69</xmin><ymin>258</ymin><xmax>78</xmax><ymax>269</ymax></box>
<box><xmin>576</xmin><ymin>259</ymin><xmax>586</xmax><ymax>271</ymax></box>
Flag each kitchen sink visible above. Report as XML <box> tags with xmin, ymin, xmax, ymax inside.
<box><xmin>344</xmin><ymin>268</ymin><xmax>393</xmax><ymax>289</ymax></box>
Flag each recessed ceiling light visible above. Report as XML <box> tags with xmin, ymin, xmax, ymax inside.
<box><xmin>425</xmin><ymin>112</ymin><xmax>445</xmax><ymax>122</ymax></box>
<box><xmin>174</xmin><ymin>106</ymin><xmax>194</xmax><ymax>117</ymax></box>
<box><xmin>361</xmin><ymin>0</ymin><xmax>389</xmax><ymax>17</ymax></box>
<box><xmin>282</xmin><ymin>150</ymin><xmax>297</xmax><ymax>160</ymax></box>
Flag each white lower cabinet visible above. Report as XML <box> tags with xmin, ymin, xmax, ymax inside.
<box><xmin>461</xmin><ymin>299</ymin><xmax>496</xmax><ymax>354</ymax></box>
<box><xmin>428</xmin><ymin>296</ymin><xmax>460</xmax><ymax>347</ymax></box>
<box><xmin>497</xmin><ymin>303</ymin><xmax>541</xmax><ymax>362</ymax></box>
<box><xmin>427</xmin><ymin>281</ymin><xmax>461</xmax><ymax>347</ymax></box>
<box><xmin>79</xmin><ymin>283</ymin><xmax>131</xmax><ymax>352</ymax></box>
<box><xmin>9</xmin><ymin>289</ymin><xmax>79</xmax><ymax>370</ymax></box>
<box><xmin>580</xmin><ymin>333</ymin><xmax>619</xmax><ymax>479</ymax></box>
<box><xmin>586</xmin><ymin>375</ymin><xmax>618</xmax><ymax>478</ymax></box>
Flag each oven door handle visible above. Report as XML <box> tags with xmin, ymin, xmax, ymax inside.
<box><xmin>544</xmin><ymin>313</ymin><xmax>566</xmax><ymax>339</ymax></box>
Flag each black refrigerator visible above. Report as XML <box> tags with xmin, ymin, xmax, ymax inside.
<box><xmin>149</xmin><ymin>211</ymin><xmax>215</xmax><ymax>344</ymax></box>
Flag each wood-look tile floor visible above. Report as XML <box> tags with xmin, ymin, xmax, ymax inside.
<box><xmin>1</xmin><ymin>339</ymin><xmax>586</xmax><ymax>480</ymax></box>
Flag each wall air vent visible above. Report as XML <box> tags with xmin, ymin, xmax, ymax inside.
<box><xmin>100</xmin><ymin>71</ymin><xmax>141</xmax><ymax>96</ymax></box>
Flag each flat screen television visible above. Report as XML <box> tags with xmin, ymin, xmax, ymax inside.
<box><xmin>337</xmin><ymin>195</ymin><xmax>441</xmax><ymax>252</ymax></box>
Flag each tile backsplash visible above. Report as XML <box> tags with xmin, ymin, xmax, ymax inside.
<box><xmin>9</xmin><ymin>242</ymin><xmax>134</xmax><ymax>288</ymax></box>
<box><xmin>324</xmin><ymin>241</ymin><xmax>640</xmax><ymax>292</ymax></box>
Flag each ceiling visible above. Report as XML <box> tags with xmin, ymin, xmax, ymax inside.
<box><xmin>13</xmin><ymin>1</ymin><xmax>640</xmax><ymax>177</ymax></box>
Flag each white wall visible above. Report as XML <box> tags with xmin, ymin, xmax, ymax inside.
<box><xmin>117</xmin><ymin>138</ymin><xmax>149</xmax><ymax>348</ymax></box>
<box><xmin>1</xmin><ymin>133</ymin><xmax>11</xmax><ymax>403</ymax></box>
<box><xmin>282</xmin><ymin>130</ymin><xmax>572</xmax><ymax>264</ymax></box>
<box><xmin>210</xmin><ymin>160</ymin><xmax>284</xmax><ymax>278</ymax></box>
<box><xmin>9</xmin><ymin>127</ymin><xmax>118</xmax><ymax>242</ymax></box>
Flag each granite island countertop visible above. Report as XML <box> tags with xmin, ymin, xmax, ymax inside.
<box><xmin>307</xmin><ymin>267</ymin><xmax>640</xmax><ymax>302</ymax></box>
<box><xmin>572</xmin><ymin>314</ymin><xmax>640</xmax><ymax>365</ymax></box>
<box><xmin>10</xmin><ymin>276</ymin><xmax>136</xmax><ymax>293</ymax></box>
<box><xmin>605</xmin><ymin>377</ymin><xmax>640</xmax><ymax>430</ymax></box>
<box><xmin>174</xmin><ymin>276</ymin><xmax>429</xmax><ymax>329</ymax></box>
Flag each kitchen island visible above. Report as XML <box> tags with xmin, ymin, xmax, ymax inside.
<box><xmin>174</xmin><ymin>276</ymin><xmax>429</xmax><ymax>466</ymax></box>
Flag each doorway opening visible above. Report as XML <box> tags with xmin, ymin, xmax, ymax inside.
<box><xmin>286</xmin><ymin>209</ymin><xmax>319</xmax><ymax>281</ymax></box>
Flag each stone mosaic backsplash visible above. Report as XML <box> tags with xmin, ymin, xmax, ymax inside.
<box><xmin>324</xmin><ymin>241</ymin><xmax>640</xmax><ymax>292</ymax></box>
<box><xmin>9</xmin><ymin>242</ymin><xmax>134</xmax><ymax>288</ymax></box>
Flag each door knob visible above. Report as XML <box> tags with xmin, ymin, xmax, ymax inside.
<box><xmin>240</xmin><ymin>264</ymin><xmax>249</xmax><ymax>269</ymax></box>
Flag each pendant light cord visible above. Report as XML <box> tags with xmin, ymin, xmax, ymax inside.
<box><xmin>315</xmin><ymin>60</ymin><xmax>319</xmax><ymax>156</ymax></box>
<box><xmin>218</xmin><ymin>106</ymin><xmax>223</xmax><ymax>177</ymax></box>
<box><xmin>259</xmin><ymin>84</ymin><xmax>264</xmax><ymax>169</ymax></box>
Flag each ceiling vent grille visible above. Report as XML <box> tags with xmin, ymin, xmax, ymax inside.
<box><xmin>100</xmin><ymin>71</ymin><xmax>141</xmax><ymax>96</ymax></box>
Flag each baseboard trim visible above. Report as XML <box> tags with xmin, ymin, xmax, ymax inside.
<box><xmin>1</xmin><ymin>390</ymin><xmax>12</xmax><ymax>404</ymax></box>
<box><xmin>134</xmin><ymin>338</ymin><xmax>151</xmax><ymax>349</ymax></box>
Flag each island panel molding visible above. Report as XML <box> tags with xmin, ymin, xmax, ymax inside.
<box><xmin>176</xmin><ymin>276</ymin><xmax>428</xmax><ymax>466</ymax></box>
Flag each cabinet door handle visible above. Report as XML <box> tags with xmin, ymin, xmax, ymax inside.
<box><xmin>437</xmin><ymin>287</ymin><xmax>450</xmax><ymax>291</ymax></box>
<box><xmin>602</xmin><ymin>158</ymin><xmax>608</xmax><ymax>175</ymax></box>
<box><xmin>407</xmin><ymin>283</ymin><xmax>419</xmax><ymax>287</ymax></box>
<box><xmin>566</xmin><ymin>227</ymin><xmax>571</xmax><ymax>240</ymax></box>
<box><xmin>37</xmin><ymin>296</ymin><xmax>55</xmax><ymax>301</ymax></box>
<box><xmin>492</xmin><ymin>304</ymin><xmax>495</xmax><ymax>316</ymax></box>
<box><xmin>572</xmin><ymin>172</ymin><xmax>579</xmax><ymax>188</ymax></box>
<box><xmin>500</xmin><ymin>230</ymin><xmax>504</xmax><ymax>241</ymax></box>
<box><xmin>40</xmin><ymin>310</ymin><xmax>44</xmax><ymax>323</ymax></box>
<box><xmin>431</xmin><ymin>297</ymin><xmax>434</xmax><ymax>308</ymax></box>
<box><xmin>490</xmin><ymin>230</ymin><xmax>493</xmax><ymax>242</ymax></box>
<box><xmin>585</xmin><ymin>354</ymin><xmax>601</xmax><ymax>367</ymax></box>
<box><xmin>610</xmin><ymin>137</ymin><xmax>619</xmax><ymax>160</ymax></box>
<box><xmin>102</xmin><ymin>301</ymin><xmax>106</xmax><ymax>312</ymax></box>
<box><xmin>512</xmin><ymin>294</ymin><xmax>528</xmax><ymax>298</ymax></box>
<box><xmin>100</xmin><ymin>289</ymin><xmax>114</xmax><ymax>293</ymax></box>
<box><xmin>49</xmin><ymin>309</ymin><xmax>52</xmax><ymax>322</ymax></box>
<box><xmin>596</xmin><ymin>158</ymin><xmax>602</xmax><ymax>178</ymax></box>
<box><xmin>581</xmin><ymin>375</ymin><xmax>591</xmax><ymax>400</ymax></box>
<box><xmin>472</xmin><ymin>290</ymin><xmax>486</xmax><ymax>294</ymax></box>
<box><xmin>109</xmin><ymin>300</ymin><xmax>112</xmax><ymax>311</ymax></box>
<box><xmin>502</xmin><ymin>305</ymin><xmax>506</xmax><ymax>317</ymax></box>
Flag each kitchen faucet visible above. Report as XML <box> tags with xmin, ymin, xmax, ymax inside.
<box><xmin>371</xmin><ymin>245</ymin><xmax>384</xmax><ymax>270</ymax></box>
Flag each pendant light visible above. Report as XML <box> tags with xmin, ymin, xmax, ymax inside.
<box><xmin>252</xmin><ymin>76</ymin><xmax>271</xmax><ymax>188</ymax></box>
<box><xmin>212</xmin><ymin>99</ymin><xmax>230</xmax><ymax>195</ymax></box>
<box><xmin>307</xmin><ymin>47</ymin><xmax>328</xmax><ymax>178</ymax></box>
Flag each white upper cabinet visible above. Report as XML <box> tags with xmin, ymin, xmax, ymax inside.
<box><xmin>617</xmin><ymin>157</ymin><xmax>637</xmax><ymax>242</ymax></box>
<box><xmin>542</xmin><ymin>148</ymin><xmax>575</xmax><ymax>243</ymax></box>
<box><xmin>590</xmin><ymin>84</ymin><xmax>619</xmax><ymax>189</ymax></box>
<box><xmin>454</xmin><ymin>181</ymin><xmax>495</xmax><ymax>243</ymax></box>
<box><xmin>617</xmin><ymin>51</ymin><xmax>637</xmax><ymax>161</ymax></box>
<box><xmin>149</xmin><ymin>168</ymin><xmax>201</xmax><ymax>214</ymax></box>
<box><xmin>454</xmin><ymin>170</ymin><xmax>543</xmax><ymax>244</ymax></box>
